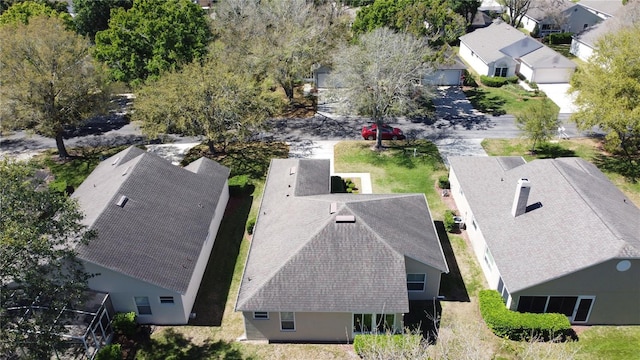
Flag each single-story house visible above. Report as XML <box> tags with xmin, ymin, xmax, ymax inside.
<box><xmin>519</xmin><ymin>0</ymin><xmax>601</xmax><ymax>37</ymax></box>
<box><xmin>73</xmin><ymin>146</ymin><xmax>230</xmax><ymax>325</ymax></box>
<box><xmin>570</xmin><ymin>1</ymin><xmax>628</xmax><ymax>62</ymax></box>
<box><xmin>235</xmin><ymin>159</ymin><xmax>449</xmax><ymax>342</ymax></box>
<box><xmin>422</xmin><ymin>56</ymin><xmax>466</xmax><ymax>86</ymax></box>
<box><xmin>448</xmin><ymin>156</ymin><xmax>640</xmax><ymax>325</ymax></box>
<box><xmin>459</xmin><ymin>21</ymin><xmax>576</xmax><ymax>83</ymax></box>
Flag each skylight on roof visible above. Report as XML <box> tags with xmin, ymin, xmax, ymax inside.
<box><xmin>336</xmin><ymin>215</ymin><xmax>355</xmax><ymax>223</ymax></box>
<box><xmin>289</xmin><ymin>166</ymin><xmax>296</xmax><ymax>175</ymax></box>
<box><xmin>330</xmin><ymin>202</ymin><xmax>337</xmax><ymax>214</ymax></box>
<box><xmin>116</xmin><ymin>195</ymin><xmax>128</xmax><ymax>208</ymax></box>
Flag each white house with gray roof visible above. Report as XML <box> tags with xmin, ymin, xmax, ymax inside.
<box><xmin>459</xmin><ymin>21</ymin><xmax>576</xmax><ymax>83</ymax></box>
<box><xmin>235</xmin><ymin>159</ymin><xmax>448</xmax><ymax>342</ymax></box>
<box><xmin>519</xmin><ymin>0</ymin><xmax>601</xmax><ymax>36</ymax></box>
<box><xmin>73</xmin><ymin>146</ymin><xmax>230</xmax><ymax>325</ymax></box>
<box><xmin>448</xmin><ymin>156</ymin><xmax>640</xmax><ymax>325</ymax></box>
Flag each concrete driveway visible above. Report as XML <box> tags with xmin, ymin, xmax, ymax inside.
<box><xmin>537</xmin><ymin>83</ymin><xmax>579</xmax><ymax>114</ymax></box>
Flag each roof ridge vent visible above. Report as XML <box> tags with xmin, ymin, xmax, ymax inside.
<box><xmin>336</xmin><ymin>215</ymin><xmax>355</xmax><ymax>223</ymax></box>
<box><xmin>330</xmin><ymin>202</ymin><xmax>337</xmax><ymax>214</ymax></box>
<box><xmin>116</xmin><ymin>195</ymin><xmax>129</xmax><ymax>208</ymax></box>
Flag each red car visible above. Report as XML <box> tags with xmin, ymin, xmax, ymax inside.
<box><xmin>361</xmin><ymin>124</ymin><xmax>406</xmax><ymax>140</ymax></box>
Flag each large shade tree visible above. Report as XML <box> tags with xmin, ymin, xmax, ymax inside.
<box><xmin>134</xmin><ymin>47</ymin><xmax>284</xmax><ymax>154</ymax></box>
<box><xmin>93</xmin><ymin>0</ymin><xmax>211</xmax><ymax>85</ymax></box>
<box><xmin>327</xmin><ymin>27</ymin><xmax>434</xmax><ymax>149</ymax></box>
<box><xmin>570</xmin><ymin>24</ymin><xmax>640</xmax><ymax>170</ymax></box>
<box><xmin>0</xmin><ymin>0</ymin><xmax>72</xmax><ymax>27</ymax></box>
<box><xmin>0</xmin><ymin>160</ymin><xmax>93</xmax><ymax>359</ymax></box>
<box><xmin>499</xmin><ymin>0</ymin><xmax>534</xmax><ymax>28</ymax></box>
<box><xmin>0</xmin><ymin>16</ymin><xmax>110</xmax><ymax>158</ymax></box>
<box><xmin>72</xmin><ymin>0</ymin><xmax>133</xmax><ymax>41</ymax></box>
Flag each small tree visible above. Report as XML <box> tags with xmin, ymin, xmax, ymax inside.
<box><xmin>0</xmin><ymin>16</ymin><xmax>110</xmax><ymax>158</ymax></box>
<box><xmin>327</xmin><ymin>27</ymin><xmax>435</xmax><ymax>149</ymax></box>
<box><xmin>516</xmin><ymin>99</ymin><xmax>559</xmax><ymax>153</ymax></box>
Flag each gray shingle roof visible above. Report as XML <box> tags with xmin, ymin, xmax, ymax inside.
<box><xmin>519</xmin><ymin>45</ymin><xmax>577</xmax><ymax>69</ymax></box>
<box><xmin>577</xmin><ymin>0</ymin><xmax>624</xmax><ymax>17</ymax></box>
<box><xmin>73</xmin><ymin>146</ymin><xmax>230</xmax><ymax>294</ymax></box>
<box><xmin>460</xmin><ymin>21</ymin><xmax>531</xmax><ymax>63</ymax></box>
<box><xmin>525</xmin><ymin>0</ymin><xmax>575</xmax><ymax>21</ymax></box>
<box><xmin>235</xmin><ymin>159</ymin><xmax>448</xmax><ymax>312</ymax></box>
<box><xmin>449</xmin><ymin>157</ymin><xmax>640</xmax><ymax>293</ymax></box>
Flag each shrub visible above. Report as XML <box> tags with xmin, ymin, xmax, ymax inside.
<box><xmin>480</xmin><ymin>75</ymin><xmax>518</xmax><ymax>87</ymax></box>
<box><xmin>229</xmin><ymin>174</ymin><xmax>252</xmax><ymax>197</ymax></box>
<box><xmin>462</xmin><ymin>70</ymin><xmax>477</xmax><ymax>87</ymax></box>
<box><xmin>479</xmin><ymin>290</ymin><xmax>572</xmax><ymax>341</ymax></box>
<box><xmin>246</xmin><ymin>218</ymin><xmax>256</xmax><ymax>235</ymax></box>
<box><xmin>112</xmin><ymin>312</ymin><xmax>137</xmax><ymax>337</ymax></box>
<box><xmin>438</xmin><ymin>175</ymin><xmax>450</xmax><ymax>189</ymax></box>
<box><xmin>444</xmin><ymin>210</ymin><xmax>456</xmax><ymax>232</ymax></box>
<box><xmin>353</xmin><ymin>334</ymin><xmax>422</xmax><ymax>357</ymax></box>
<box><xmin>548</xmin><ymin>32</ymin><xmax>573</xmax><ymax>44</ymax></box>
<box><xmin>95</xmin><ymin>344</ymin><xmax>122</xmax><ymax>360</ymax></box>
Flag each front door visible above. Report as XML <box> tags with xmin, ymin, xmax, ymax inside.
<box><xmin>572</xmin><ymin>296</ymin><xmax>595</xmax><ymax>323</ymax></box>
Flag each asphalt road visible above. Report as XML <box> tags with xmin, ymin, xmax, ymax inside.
<box><xmin>0</xmin><ymin>87</ymin><xmax>593</xmax><ymax>159</ymax></box>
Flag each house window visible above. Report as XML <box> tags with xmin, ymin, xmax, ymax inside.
<box><xmin>253</xmin><ymin>312</ymin><xmax>269</xmax><ymax>320</ymax></box>
<box><xmin>494</xmin><ymin>67</ymin><xmax>508</xmax><ymax>77</ymax></box>
<box><xmin>280</xmin><ymin>312</ymin><xmax>295</xmax><ymax>331</ymax></box>
<box><xmin>518</xmin><ymin>295</ymin><xmax>595</xmax><ymax>322</ymax></box>
<box><xmin>406</xmin><ymin>273</ymin><xmax>426</xmax><ymax>292</ymax></box>
<box><xmin>484</xmin><ymin>247</ymin><xmax>495</xmax><ymax>271</ymax></box>
<box><xmin>353</xmin><ymin>313</ymin><xmax>395</xmax><ymax>334</ymax></box>
<box><xmin>134</xmin><ymin>296</ymin><xmax>152</xmax><ymax>315</ymax></box>
<box><xmin>159</xmin><ymin>296</ymin><xmax>174</xmax><ymax>304</ymax></box>
<box><xmin>497</xmin><ymin>277</ymin><xmax>509</xmax><ymax>304</ymax></box>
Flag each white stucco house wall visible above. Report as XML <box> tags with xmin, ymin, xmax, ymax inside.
<box><xmin>459</xmin><ymin>21</ymin><xmax>576</xmax><ymax>83</ymax></box>
<box><xmin>73</xmin><ymin>146</ymin><xmax>230</xmax><ymax>325</ymax></box>
<box><xmin>519</xmin><ymin>0</ymin><xmax>601</xmax><ymax>36</ymax></box>
<box><xmin>570</xmin><ymin>0</ymin><xmax>628</xmax><ymax>62</ymax></box>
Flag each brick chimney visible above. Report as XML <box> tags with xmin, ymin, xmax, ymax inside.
<box><xmin>511</xmin><ymin>178</ymin><xmax>530</xmax><ymax>217</ymax></box>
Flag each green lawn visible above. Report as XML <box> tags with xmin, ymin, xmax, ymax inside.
<box><xmin>463</xmin><ymin>83</ymin><xmax>559</xmax><ymax>116</ymax></box>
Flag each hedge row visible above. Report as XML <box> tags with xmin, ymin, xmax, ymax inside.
<box><xmin>479</xmin><ymin>290</ymin><xmax>572</xmax><ymax>341</ymax></box>
<box><xmin>480</xmin><ymin>75</ymin><xmax>519</xmax><ymax>87</ymax></box>
<box><xmin>353</xmin><ymin>334</ymin><xmax>422</xmax><ymax>357</ymax></box>
<box><xmin>548</xmin><ymin>32</ymin><xmax>573</xmax><ymax>45</ymax></box>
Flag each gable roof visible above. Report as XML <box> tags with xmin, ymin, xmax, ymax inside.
<box><xmin>73</xmin><ymin>146</ymin><xmax>230</xmax><ymax>294</ymax></box>
<box><xmin>460</xmin><ymin>21</ymin><xmax>532</xmax><ymax>63</ymax></box>
<box><xmin>577</xmin><ymin>0</ymin><xmax>624</xmax><ymax>18</ymax></box>
<box><xmin>519</xmin><ymin>44</ymin><xmax>577</xmax><ymax>69</ymax></box>
<box><xmin>449</xmin><ymin>157</ymin><xmax>640</xmax><ymax>293</ymax></box>
<box><xmin>525</xmin><ymin>0</ymin><xmax>575</xmax><ymax>22</ymax></box>
<box><xmin>573</xmin><ymin>2</ymin><xmax>637</xmax><ymax>48</ymax></box>
<box><xmin>235</xmin><ymin>159</ymin><xmax>448</xmax><ymax>313</ymax></box>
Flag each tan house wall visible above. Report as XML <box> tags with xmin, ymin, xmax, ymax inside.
<box><xmin>405</xmin><ymin>257</ymin><xmax>442</xmax><ymax>300</ymax></box>
<box><xmin>84</xmin><ymin>263</ymin><xmax>187</xmax><ymax>324</ymax></box>
<box><xmin>513</xmin><ymin>259</ymin><xmax>640</xmax><ymax>325</ymax></box>
<box><xmin>243</xmin><ymin>311</ymin><xmax>404</xmax><ymax>342</ymax></box>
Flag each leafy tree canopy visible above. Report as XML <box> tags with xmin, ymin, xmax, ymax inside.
<box><xmin>515</xmin><ymin>99</ymin><xmax>559</xmax><ymax>152</ymax></box>
<box><xmin>0</xmin><ymin>159</ymin><xmax>93</xmax><ymax>359</ymax></box>
<box><xmin>72</xmin><ymin>0</ymin><xmax>132</xmax><ymax>41</ymax></box>
<box><xmin>0</xmin><ymin>16</ymin><xmax>110</xmax><ymax>158</ymax></box>
<box><xmin>93</xmin><ymin>0</ymin><xmax>212</xmax><ymax>85</ymax></box>
<box><xmin>351</xmin><ymin>0</ymin><xmax>466</xmax><ymax>46</ymax></box>
<box><xmin>0</xmin><ymin>0</ymin><xmax>67</xmax><ymax>14</ymax></box>
<box><xmin>0</xmin><ymin>0</ymin><xmax>72</xmax><ymax>27</ymax></box>
<box><xmin>134</xmin><ymin>43</ymin><xmax>284</xmax><ymax>154</ymax></box>
<box><xmin>570</xmin><ymin>24</ymin><xmax>640</xmax><ymax>168</ymax></box>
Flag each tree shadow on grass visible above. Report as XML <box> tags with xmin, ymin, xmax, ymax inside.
<box><xmin>136</xmin><ymin>328</ymin><xmax>252</xmax><ymax>360</ymax></box>
<box><xmin>434</xmin><ymin>221</ymin><xmax>470</xmax><ymax>303</ymax></box>
<box><xmin>534</xmin><ymin>142</ymin><xmax>577</xmax><ymax>159</ymax></box>
<box><xmin>188</xmin><ymin>194</ymin><xmax>252</xmax><ymax>326</ymax></box>
<box><xmin>182</xmin><ymin>141</ymin><xmax>289</xmax><ymax>179</ymax></box>
<box><xmin>463</xmin><ymin>88</ymin><xmax>507</xmax><ymax>116</ymax></box>
<box><xmin>592</xmin><ymin>153</ymin><xmax>640</xmax><ymax>182</ymax></box>
<box><xmin>381</xmin><ymin>140</ymin><xmax>443</xmax><ymax>169</ymax></box>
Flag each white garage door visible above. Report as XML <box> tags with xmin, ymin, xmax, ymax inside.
<box><xmin>423</xmin><ymin>70</ymin><xmax>463</xmax><ymax>86</ymax></box>
<box><xmin>533</xmin><ymin>68</ymin><xmax>573</xmax><ymax>84</ymax></box>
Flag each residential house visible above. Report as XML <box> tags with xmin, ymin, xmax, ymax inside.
<box><xmin>570</xmin><ymin>1</ymin><xmax>629</xmax><ymax>62</ymax></box>
<box><xmin>73</xmin><ymin>146</ymin><xmax>230</xmax><ymax>325</ymax></box>
<box><xmin>459</xmin><ymin>21</ymin><xmax>576</xmax><ymax>83</ymax></box>
<box><xmin>519</xmin><ymin>0</ymin><xmax>601</xmax><ymax>36</ymax></box>
<box><xmin>235</xmin><ymin>159</ymin><xmax>449</xmax><ymax>342</ymax></box>
<box><xmin>422</xmin><ymin>55</ymin><xmax>467</xmax><ymax>86</ymax></box>
<box><xmin>448</xmin><ymin>156</ymin><xmax>640</xmax><ymax>325</ymax></box>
